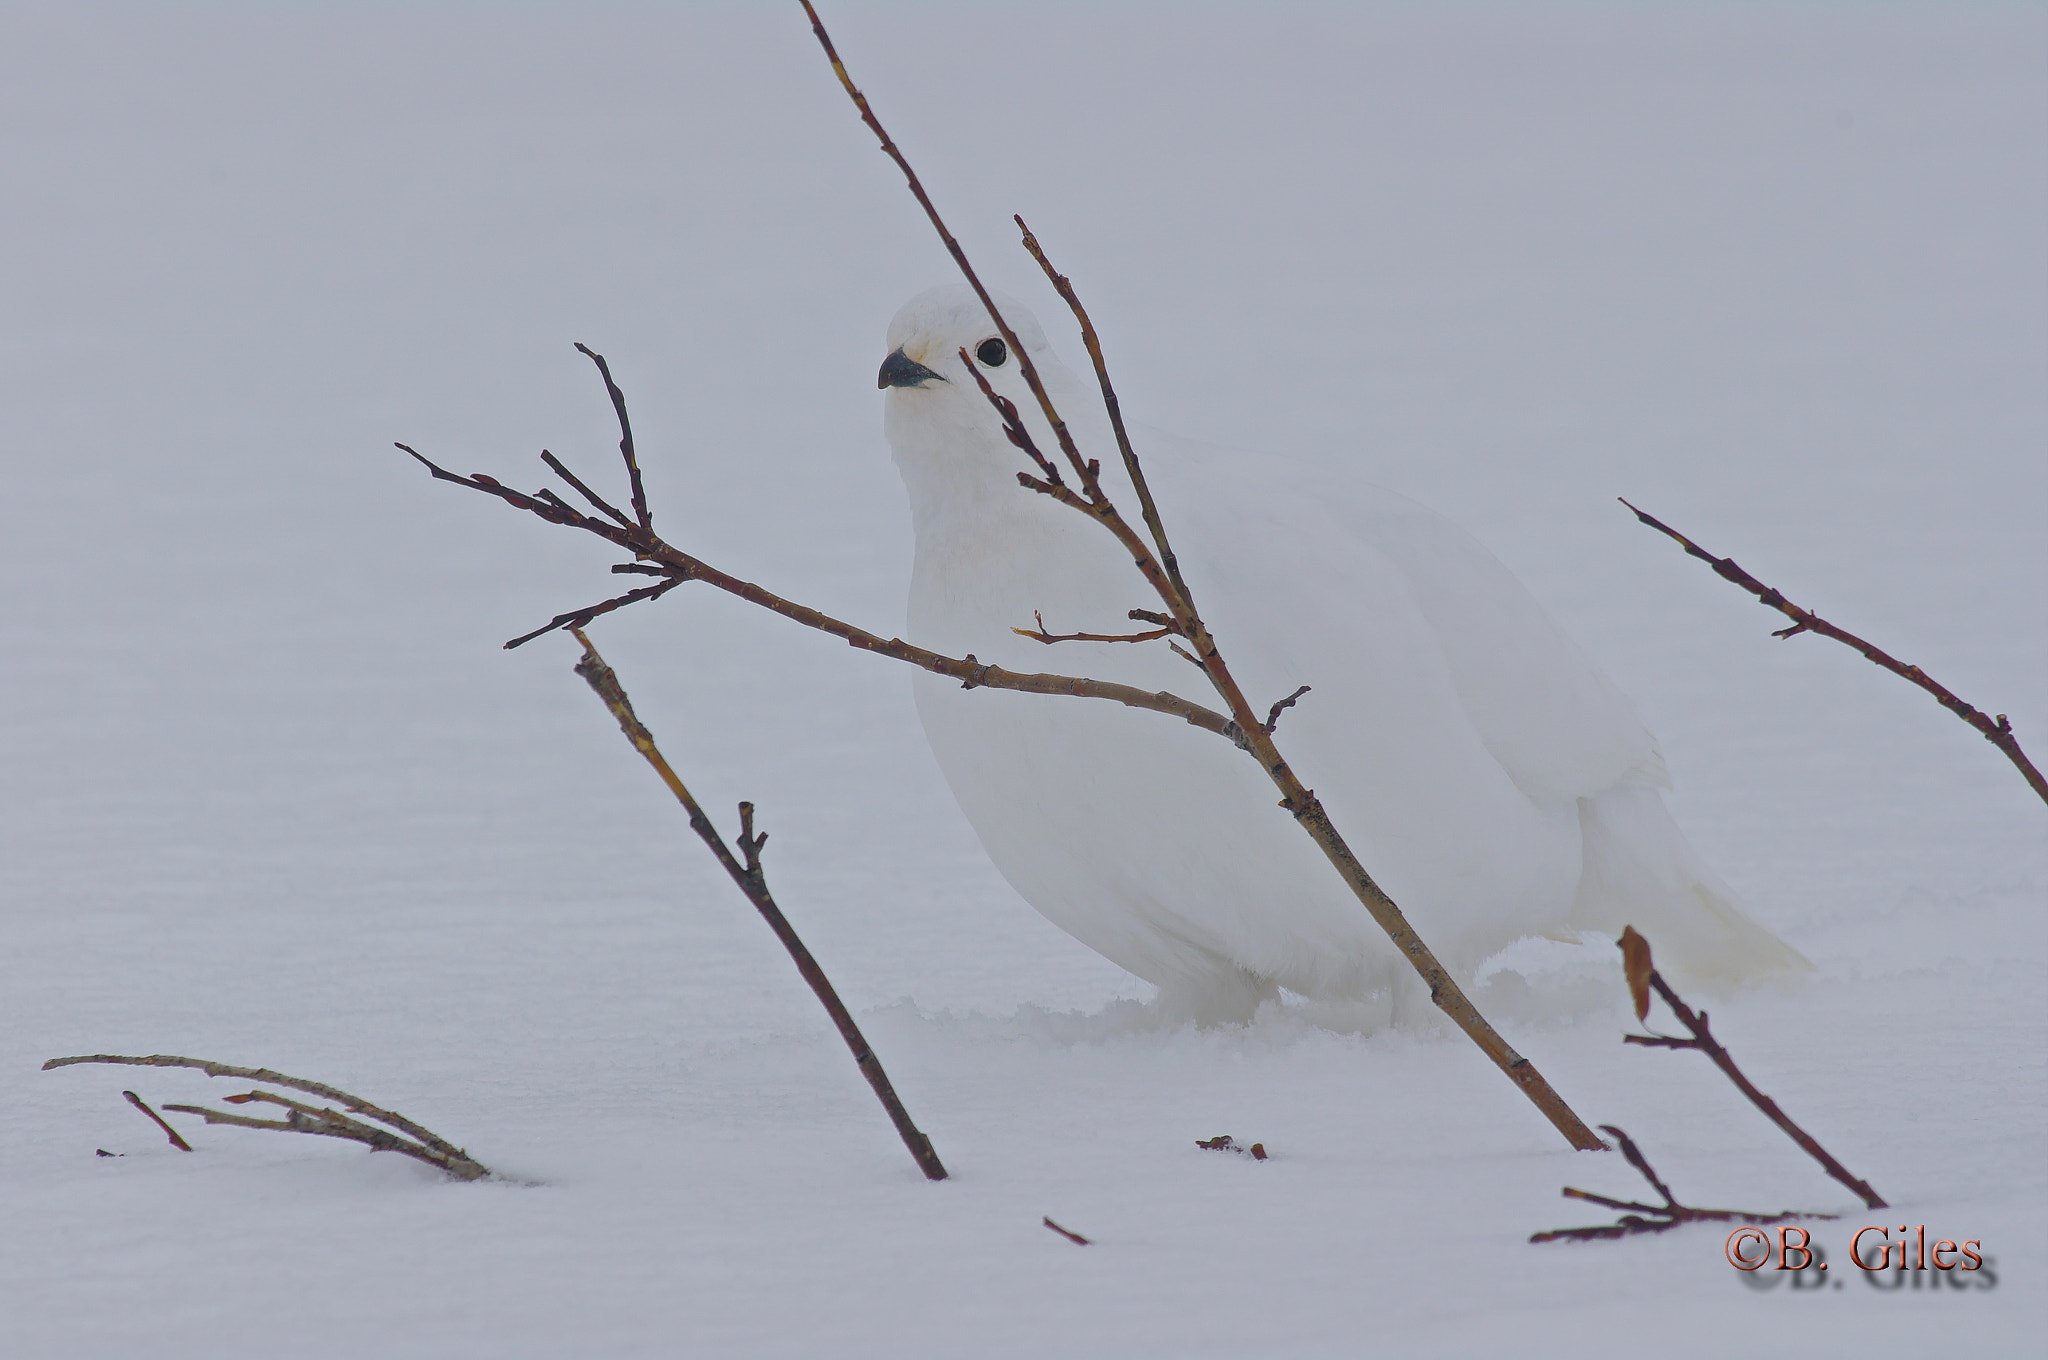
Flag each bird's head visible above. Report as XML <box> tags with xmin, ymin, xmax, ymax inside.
<box><xmin>879</xmin><ymin>285</ymin><xmax>1081</xmax><ymax>502</ymax></box>
<box><xmin>879</xmin><ymin>283</ymin><xmax>1056</xmax><ymax>401</ymax></box>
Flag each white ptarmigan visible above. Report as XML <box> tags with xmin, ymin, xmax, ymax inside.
<box><xmin>880</xmin><ymin>284</ymin><xmax>1808</xmax><ymax>1024</ymax></box>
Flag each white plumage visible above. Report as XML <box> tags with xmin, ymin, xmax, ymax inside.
<box><xmin>881</xmin><ymin>285</ymin><xmax>1807</xmax><ymax>1024</ymax></box>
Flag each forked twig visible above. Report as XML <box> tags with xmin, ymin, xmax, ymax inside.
<box><xmin>1531</xmin><ymin>1125</ymin><xmax>1821</xmax><ymax>1243</ymax></box>
<box><xmin>398</xmin><ymin>373</ymin><xmax>1240</xmax><ymax>740</ymax></box>
<box><xmin>503</xmin><ymin>575</ymin><xmax>684</xmax><ymax>650</ymax></box>
<box><xmin>568</xmin><ymin>628</ymin><xmax>948</xmax><ymax>1181</ymax></box>
<box><xmin>44</xmin><ymin>1054</ymin><xmax>488</xmax><ymax>1180</ymax></box>
<box><xmin>1617</xmin><ymin>927</ymin><xmax>1885</xmax><ymax>1209</ymax></box>
<box><xmin>1014</xmin><ymin>214</ymin><xmax>1192</xmax><ymax>608</ymax></box>
<box><xmin>1620</xmin><ymin>499</ymin><xmax>2045</xmax><ymax>806</ymax></box>
<box><xmin>798</xmin><ymin>0</ymin><xmax>1605</xmax><ymax>1151</ymax></box>
<box><xmin>542</xmin><ymin>448</ymin><xmax>636</xmax><ymax>530</ymax></box>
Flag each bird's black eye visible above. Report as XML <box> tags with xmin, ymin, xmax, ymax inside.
<box><xmin>975</xmin><ymin>337</ymin><xmax>1008</xmax><ymax>367</ymax></box>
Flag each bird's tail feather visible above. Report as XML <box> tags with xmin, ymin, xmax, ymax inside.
<box><xmin>1567</xmin><ymin>786</ymin><xmax>1811</xmax><ymax>989</ymax></box>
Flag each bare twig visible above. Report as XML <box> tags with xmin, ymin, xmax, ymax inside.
<box><xmin>399</xmin><ymin>432</ymin><xmax>1238</xmax><ymax>742</ymax></box>
<box><xmin>568</xmin><ymin>628</ymin><xmax>948</xmax><ymax>1181</ymax></box>
<box><xmin>799</xmin><ymin>0</ymin><xmax>1100</xmax><ymax>506</ymax></box>
<box><xmin>542</xmin><ymin>448</ymin><xmax>637</xmax><ymax>529</ymax></box>
<box><xmin>158</xmin><ymin>1089</ymin><xmax>474</xmax><ymax>1179</ymax></box>
<box><xmin>45</xmin><ymin>1054</ymin><xmax>487</xmax><ymax>1180</ymax></box>
<box><xmin>1195</xmin><ymin>1135</ymin><xmax>1268</xmax><ymax>1161</ymax></box>
<box><xmin>798</xmin><ymin>1</ymin><xmax>1605</xmax><ymax>1151</ymax></box>
<box><xmin>1042</xmin><ymin>1216</ymin><xmax>1091</xmax><ymax>1245</ymax></box>
<box><xmin>1531</xmin><ymin>1125</ymin><xmax>1821</xmax><ymax>1243</ymax></box>
<box><xmin>1014</xmin><ymin>609</ymin><xmax>1176</xmax><ymax>646</ymax></box>
<box><xmin>122</xmin><ymin>1090</ymin><xmax>192</xmax><ymax>1151</ymax></box>
<box><xmin>1262</xmin><ymin>685</ymin><xmax>1312</xmax><ymax>735</ymax></box>
<box><xmin>503</xmin><ymin>575</ymin><xmax>684</xmax><ymax>650</ymax></box>
<box><xmin>1620</xmin><ymin>498</ymin><xmax>2045</xmax><ymax>807</ymax></box>
<box><xmin>574</xmin><ymin>343</ymin><xmax>651</xmax><ymax>531</ymax></box>
<box><xmin>1617</xmin><ymin>928</ymin><xmax>1886</xmax><ymax>1209</ymax></box>
<box><xmin>157</xmin><ymin>1095</ymin><xmax>469</xmax><ymax>1179</ymax></box>
<box><xmin>1015</xmin><ymin>214</ymin><xmax>1193</xmax><ymax>611</ymax></box>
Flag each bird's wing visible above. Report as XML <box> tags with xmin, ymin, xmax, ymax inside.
<box><xmin>1137</xmin><ymin>426</ymin><xmax>1669</xmax><ymax>805</ymax></box>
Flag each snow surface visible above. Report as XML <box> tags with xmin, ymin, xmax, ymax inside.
<box><xmin>1</xmin><ymin>3</ymin><xmax>2041</xmax><ymax>1356</ymax></box>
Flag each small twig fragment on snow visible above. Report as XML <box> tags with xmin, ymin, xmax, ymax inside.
<box><xmin>122</xmin><ymin>1089</ymin><xmax>192</xmax><ymax>1151</ymax></box>
<box><xmin>1617</xmin><ymin>927</ymin><xmax>1886</xmax><ymax>1210</ymax></box>
<box><xmin>1195</xmin><ymin>1135</ymin><xmax>1268</xmax><ymax>1160</ymax></box>
<box><xmin>1042</xmin><ymin>1216</ymin><xmax>1091</xmax><ymax>1245</ymax></box>
<box><xmin>1619</xmin><ymin>498</ymin><xmax>2046</xmax><ymax>806</ymax></box>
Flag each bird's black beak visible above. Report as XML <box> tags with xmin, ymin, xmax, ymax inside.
<box><xmin>878</xmin><ymin>347</ymin><xmax>946</xmax><ymax>390</ymax></box>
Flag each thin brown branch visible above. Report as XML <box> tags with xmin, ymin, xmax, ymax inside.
<box><xmin>1620</xmin><ymin>498</ymin><xmax>2046</xmax><ymax>806</ymax></box>
<box><xmin>160</xmin><ymin>1105</ymin><xmax>296</xmax><ymax>1132</ymax></box>
<box><xmin>542</xmin><ymin>448</ymin><xmax>637</xmax><ymax>530</ymax></box>
<box><xmin>574</xmin><ymin>343</ymin><xmax>652</xmax><ymax>531</ymax></box>
<box><xmin>1014</xmin><ymin>214</ymin><xmax>1194</xmax><ymax>611</ymax></box>
<box><xmin>397</xmin><ymin>444</ymin><xmax>589</xmax><ymax>528</ymax></box>
<box><xmin>1195</xmin><ymin>1135</ymin><xmax>1268</xmax><ymax>1161</ymax></box>
<box><xmin>1262</xmin><ymin>685</ymin><xmax>1312</xmax><ymax>735</ymax></box>
<box><xmin>45</xmin><ymin>1055</ymin><xmax>478</xmax><ymax>1167</ymax></box>
<box><xmin>1532</xmin><ymin>1125</ymin><xmax>1823</xmax><ymax>1243</ymax></box>
<box><xmin>503</xmin><ymin>575</ymin><xmax>685</xmax><ymax>650</ymax></box>
<box><xmin>221</xmin><ymin>1089</ymin><xmax>466</xmax><ymax>1174</ymax></box>
<box><xmin>46</xmin><ymin>1054</ymin><xmax>488</xmax><ymax>1180</ymax></box>
<box><xmin>738</xmin><ymin>799</ymin><xmax>768</xmax><ymax>874</ymax></box>
<box><xmin>1530</xmin><ymin>1215</ymin><xmax>1689</xmax><ymax>1244</ymax></box>
<box><xmin>1042</xmin><ymin>1216</ymin><xmax>1091</xmax><ymax>1245</ymax></box>
<box><xmin>122</xmin><ymin>1089</ymin><xmax>192</xmax><ymax>1151</ymax></box>
<box><xmin>1560</xmin><ymin>1186</ymin><xmax>1671</xmax><ymax>1216</ymax></box>
<box><xmin>1622</xmin><ymin>1034</ymin><xmax>1703</xmax><ymax>1051</ymax></box>
<box><xmin>533</xmin><ymin>488</ymin><xmax>581</xmax><ymax>518</ymax></box>
<box><xmin>568</xmin><ymin>629</ymin><xmax>948</xmax><ymax>1182</ymax></box>
<box><xmin>402</xmin><ymin>435</ymin><xmax>1235</xmax><ymax>741</ymax></box>
<box><xmin>159</xmin><ymin>1092</ymin><xmax>477</xmax><ymax>1180</ymax></box>
<box><xmin>1607</xmin><ymin>1121</ymin><xmax>1678</xmax><ymax>1208</ymax></box>
<box><xmin>1014</xmin><ymin>609</ymin><xmax>1175</xmax><ymax>647</ymax></box>
<box><xmin>796</xmin><ymin>0</ymin><xmax>1095</xmax><ymax>499</ymax></box>
<box><xmin>957</xmin><ymin>352</ymin><xmax>1066</xmax><ymax>490</ymax></box>
<box><xmin>797</xmin><ymin>3</ymin><xmax>1609</xmax><ymax>1152</ymax></box>
<box><xmin>1617</xmin><ymin>932</ymin><xmax>1886</xmax><ymax>1210</ymax></box>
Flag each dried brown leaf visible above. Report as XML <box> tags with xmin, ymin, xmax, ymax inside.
<box><xmin>1618</xmin><ymin>926</ymin><xmax>1654</xmax><ymax>1022</ymax></box>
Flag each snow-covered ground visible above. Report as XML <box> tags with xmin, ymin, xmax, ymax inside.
<box><xmin>1</xmin><ymin>3</ymin><xmax>2041</xmax><ymax>1355</ymax></box>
